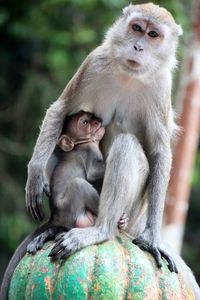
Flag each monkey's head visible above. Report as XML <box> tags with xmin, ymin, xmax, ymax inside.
<box><xmin>58</xmin><ymin>112</ymin><xmax>105</xmax><ymax>152</ymax></box>
<box><xmin>105</xmin><ymin>3</ymin><xmax>183</xmax><ymax>78</ymax></box>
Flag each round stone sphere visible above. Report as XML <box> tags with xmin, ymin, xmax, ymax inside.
<box><xmin>8</xmin><ymin>235</ymin><xmax>194</xmax><ymax>299</ymax></box>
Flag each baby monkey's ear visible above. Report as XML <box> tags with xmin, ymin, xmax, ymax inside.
<box><xmin>57</xmin><ymin>134</ymin><xmax>74</xmax><ymax>152</ymax></box>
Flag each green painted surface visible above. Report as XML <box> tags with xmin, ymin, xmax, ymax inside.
<box><xmin>8</xmin><ymin>234</ymin><xmax>194</xmax><ymax>300</ymax></box>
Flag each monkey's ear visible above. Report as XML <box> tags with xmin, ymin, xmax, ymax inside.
<box><xmin>176</xmin><ymin>24</ymin><xmax>183</xmax><ymax>36</ymax></box>
<box><xmin>57</xmin><ymin>135</ymin><xmax>74</xmax><ymax>152</ymax></box>
<box><xmin>122</xmin><ymin>4</ymin><xmax>134</xmax><ymax>17</ymax></box>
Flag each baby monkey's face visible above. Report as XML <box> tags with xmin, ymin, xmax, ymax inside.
<box><xmin>58</xmin><ymin>112</ymin><xmax>105</xmax><ymax>153</ymax></box>
<box><xmin>77</xmin><ymin>113</ymin><xmax>101</xmax><ymax>138</ymax></box>
<box><xmin>67</xmin><ymin>112</ymin><xmax>105</xmax><ymax>141</ymax></box>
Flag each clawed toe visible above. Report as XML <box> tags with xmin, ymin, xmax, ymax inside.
<box><xmin>49</xmin><ymin>236</ymin><xmax>71</xmax><ymax>260</ymax></box>
<box><xmin>27</xmin><ymin>243</ymin><xmax>37</xmax><ymax>254</ymax></box>
<box><xmin>27</xmin><ymin>240</ymin><xmax>43</xmax><ymax>254</ymax></box>
<box><xmin>159</xmin><ymin>248</ymin><xmax>178</xmax><ymax>273</ymax></box>
<box><xmin>132</xmin><ymin>238</ymin><xmax>178</xmax><ymax>273</ymax></box>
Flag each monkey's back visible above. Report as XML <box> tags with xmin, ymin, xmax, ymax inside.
<box><xmin>50</xmin><ymin>150</ymin><xmax>86</xmax><ymax>201</ymax></box>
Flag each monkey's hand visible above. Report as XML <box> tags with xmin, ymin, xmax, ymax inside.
<box><xmin>49</xmin><ymin>227</ymin><xmax>109</xmax><ymax>260</ymax></box>
<box><xmin>132</xmin><ymin>231</ymin><xmax>178</xmax><ymax>273</ymax></box>
<box><xmin>25</xmin><ymin>163</ymin><xmax>50</xmax><ymax>221</ymax></box>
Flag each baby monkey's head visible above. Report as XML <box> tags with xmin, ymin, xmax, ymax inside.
<box><xmin>58</xmin><ymin>112</ymin><xmax>105</xmax><ymax>152</ymax></box>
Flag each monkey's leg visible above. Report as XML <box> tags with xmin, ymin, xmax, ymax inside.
<box><xmin>49</xmin><ymin>178</ymin><xmax>100</xmax><ymax>259</ymax></box>
<box><xmin>68</xmin><ymin>178</ymin><xmax>100</xmax><ymax>228</ymax></box>
<box><xmin>50</xmin><ymin>134</ymin><xmax>149</xmax><ymax>259</ymax></box>
<box><xmin>53</xmin><ymin>178</ymin><xmax>100</xmax><ymax>228</ymax></box>
<box><xmin>132</xmin><ymin>143</ymin><xmax>178</xmax><ymax>273</ymax></box>
<box><xmin>130</xmin><ymin>137</ymin><xmax>178</xmax><ymax>273</ymax></box>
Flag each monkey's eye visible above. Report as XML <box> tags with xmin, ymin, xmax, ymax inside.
<box><xmin>148</xmin><ymin>31</ymin><xmax>159</xmax><ymax>38</ymax></box>
<box><xmin>80</xmin><ymin>119</ymin><xmax>89</xmax><ymax>126</ymax></box>
<box><xmin>132</xmin><ymin>24</ymin><xmax>142</xmax><ymax>32</ymax></box>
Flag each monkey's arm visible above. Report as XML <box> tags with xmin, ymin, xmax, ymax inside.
<box><xmin>26</xmin><ymin>100</ymin><xmax>69</xmax><ymax>220</ymax></box>
<box><xmin>25</xmin><ymin>52</ymin><xmax>94</xmax><ymax>221</ymax></box>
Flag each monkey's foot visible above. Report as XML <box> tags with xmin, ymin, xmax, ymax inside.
<box><xmin>27</xmin><ymin>228</ymin><xmax>58</xmax><ymax>254</ymax></box>
<box><xmin>27</xmin><ymin>235</ymin><xmax>46</xmax><ymax>254</ymax></box>
<box><xmin>49</xmin><ymin>227</ymin><xmax>109</xmax><ymax>260</ymax></box>
<box><xmin>132</xmin><ymin>238</ymin><xmax>178</xmax><ymax>273</ymax></box>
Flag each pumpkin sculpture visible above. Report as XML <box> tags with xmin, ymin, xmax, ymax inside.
<box><xmin>8</xmin><ymin>234</ymin><xmax>194</xmax><ymax>300</ymax></box>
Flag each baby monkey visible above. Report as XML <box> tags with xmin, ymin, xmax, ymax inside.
<box><xmin>27</xmin><ymin>112</ymin><xmax>128</xmax><ymax>256</ymax></box>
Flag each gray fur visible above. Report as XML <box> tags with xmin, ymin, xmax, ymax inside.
<box><xmin>26</xmin><ymin>142</ymin><xmax>105</xmax><ymax>255</ymax></box>
<box><xmin>22</xmin><ymin>2</ymin><xmax>199</xmax><ymax>296</ymax></box>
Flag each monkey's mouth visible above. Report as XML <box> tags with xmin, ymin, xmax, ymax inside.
<box><xmin>88</xmin><ymin>123</ymin><xmax>103</xmax><ymax>135</ymax></box>
<box><xmin>127</xmin><ymin>59</ymin><xmax>141</xmax><ymax>68</ymax></box>
<box><xmin>94</xmin><ymin>124</ymin><xmax>104</xmax><ymax>134</ymax></box>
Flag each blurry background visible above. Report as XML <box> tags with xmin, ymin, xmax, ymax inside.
<box><xmin>0</xmin><ymin>0</ymin><xmax>199</xmax><ymax>284</ymax></box>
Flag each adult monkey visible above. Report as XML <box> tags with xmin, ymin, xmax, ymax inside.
<box><xmin>26</xmin><ymin>3</ymin><xmax>181</xmax><ymax>271</ymax></box>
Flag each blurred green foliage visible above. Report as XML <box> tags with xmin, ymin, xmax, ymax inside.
<box><xmin>0</xmin><ymin>0</ymin><xmax>199</xmax><ymax>284</ymax></box>
<box><xmin>183</xmin><ymin>151</ymin><xmax>200</xmax><ymax>282</ymax></box>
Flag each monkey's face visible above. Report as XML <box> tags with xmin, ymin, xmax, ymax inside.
<box><xmin>69</xmin><ymin>112</ymin><xmax>104</xmax><ymax>140</ymax></box>
<box><xmin>106</xmin><ymin>3</ymin><xmax>182</xmax><ymax>78</ymax></box>
<box><xmin>59</xmin><ymin>113</ymin><xmax>105</xmax><ymax>152</ymax></box>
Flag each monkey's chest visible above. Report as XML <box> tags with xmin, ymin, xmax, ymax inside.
<box><xmin>73</xmin><ymin>74</ymin><xmax>149</xmax><ymax>140</ymax></box>
<box><xmin>76</xmin><ymin>86</ymin><xmax>117</xmax><ymax>126</ymax></box>
<box><xmin>100</xmin><ymin>101</ymin><xmax>146</xmax><ymax>156</ymax></box>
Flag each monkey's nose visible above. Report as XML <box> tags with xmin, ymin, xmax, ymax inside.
<box><xmin>134</xmin><ymin>43</ymin><xmax>143</xmax><ymax>52</ymax></box>
<box><xmin>92</xmin><ymin>120</ymin><xmax>100</xmax><ymax>126</ymax></box>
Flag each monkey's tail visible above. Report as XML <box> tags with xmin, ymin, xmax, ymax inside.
<box><xmin>0</xmin><ymin>222</ymin><xmax>50</xmax><ymax>300</ymax></box>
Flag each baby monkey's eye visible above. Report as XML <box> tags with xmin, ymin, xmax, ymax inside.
<box><xmin>148</xmin><ymin>31</ymin><xmax>159</xmax><ymax>38</ymax></box>
<box><xmin>80</xmin><ymin>119</ymin><xmax>89</xmax><ymax>126</ymax></box>
<box><xmin>132</xmin><ymin>24</ymin><xmax>142</xmax><ymax>32</ymax></box>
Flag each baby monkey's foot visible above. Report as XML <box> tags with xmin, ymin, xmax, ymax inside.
<box><xmin>118</xmin><ymin>213</ymin><xmax>129</xmax><ymax>230</ymax></box>
<box><xmin>132</xmin><ymin>238</ymin><xmax>178</xmax><ymax>273</ymax></box>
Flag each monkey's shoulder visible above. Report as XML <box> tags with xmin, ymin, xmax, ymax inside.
<box><xmin>82</xmin><ymin>45</ymin><xmax>113</xmax><ymax>76</ymax></box>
